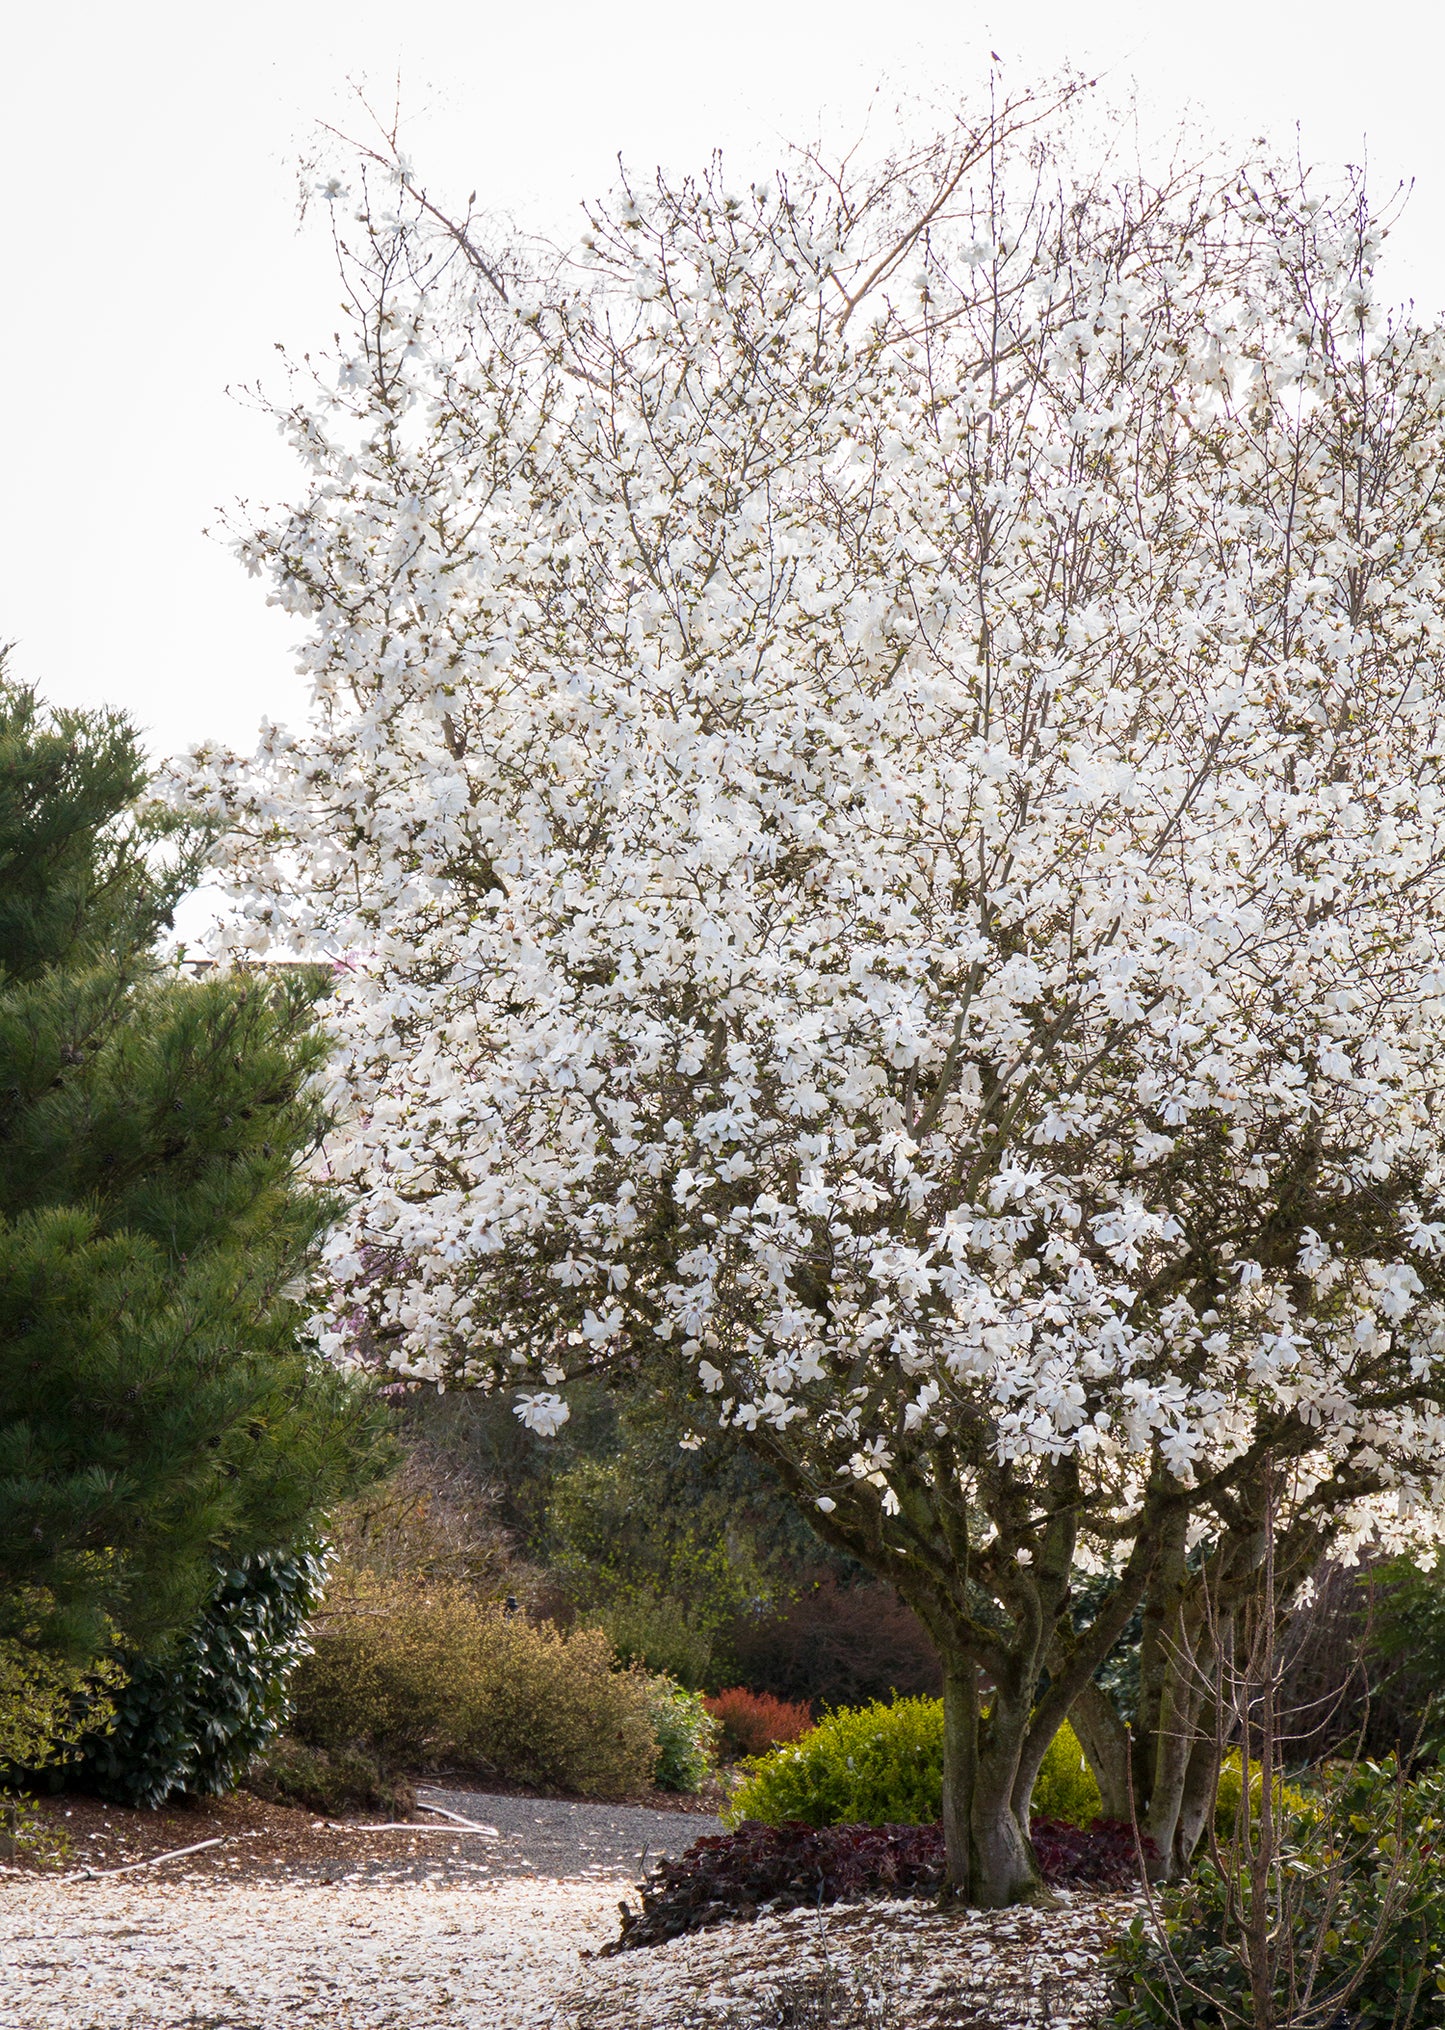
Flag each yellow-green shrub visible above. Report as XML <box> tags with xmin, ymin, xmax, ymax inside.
<box><xmin>725</xmin><ymin>1699</ymin><xmax>1103</xmax><ymax>1830</ymax></box>
<box><xmin>1030</xmin><ymin>1720</ymin><xmax>1102</xmax><ymax>1827</ymax></box>
<box><xmin>290</xmin><ymin>1576</ymin><xmax>658</xmax><ymax>1798</ymax></box>
<box><xmin>1213</xmin><ymin>1749</ymin><xmax>1310</xmax><ymax>1837</ymax></box>
<box><xmin>0</xmin><ymin>1614</ymin><xmax>120</xmax><ymax>1771</ymax></box>
<box><xmin>724</xmin><ymin>1696</ymin><xmax>944</xmax><ymax>1827</ymax></box>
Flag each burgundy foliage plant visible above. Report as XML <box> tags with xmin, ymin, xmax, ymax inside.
<box><xmin>605</xmin><ymin>1817</ymin><xmax>1151</xmax><ymax>1952</ymax></box>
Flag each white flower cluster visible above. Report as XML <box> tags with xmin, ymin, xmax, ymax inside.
<box><xmin>177</xmin><ymin>94</ymin><xmax>1445</xmax><ymax>1562</ymax></box>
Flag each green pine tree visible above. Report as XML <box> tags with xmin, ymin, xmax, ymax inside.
<box><xmin>0</xmin><ymin>669</ymin><xmax>391</xmax><ymax>1676</ymax></box>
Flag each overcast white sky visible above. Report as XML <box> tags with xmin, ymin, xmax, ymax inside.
<box><xmin>5</xmin><ymin>0</ymin><xmax>1445</xmax><ymax>763</ymax></box>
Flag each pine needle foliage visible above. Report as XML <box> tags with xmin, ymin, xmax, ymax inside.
<box><xmin>0</xmin><ymin>670</ymin><xmax>389</xmax><ymax>1676</ymax></box>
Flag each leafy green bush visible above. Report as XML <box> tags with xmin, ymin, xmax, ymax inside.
<box><xmin>246</xmin><ymin>1739</ymin><xmax>415</xmax><ymax>1817</ymax></box>
<box><xmin>292</xmin><ymin>1575</ymin><xmax>658</xmax><ymax>1798</ymax></box>
<box><xmin>1108</xmin><ymin>1758</ymin><xmax>1445</xmax><ymax>2030</ymax></box>
<box><xmin>1031</xmin><ymin>1721</ymin><xmax>1102</xmax><ymax>1828</ymax></box>
<box><xmin>724</xmin><ymin>1696</ymin><xmax>944</xmax><ymax>1828</ymax></box>
<box><xmin>78</xmin><ymin>1549</ymin><xmax>328</xmax><ymax>1809</ymax></box>
<box><xmin>646</xmin><ymin>1676</ymin><xmax>718</xmax><ymax>1792</ymax></box>
<box><xmin>586</xmin><ymin>1594</ymin><xmax>713</xmax><ymax>1690</ymax></box>
<box><xmin>726</xmin><ymin>1700</ymin><xmax>1101</xmax><ymax>1831</ymax></box>
<box><xmin>1212</xmin><ymin>1747</ymin><xmax>1310</xmax><ymax>1837</ymax></box>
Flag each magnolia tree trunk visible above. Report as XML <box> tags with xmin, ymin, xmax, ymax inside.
<box><xmin>1070</xmin><ymin>1513</ymin><xmax>1318</xmax><ymax>1879</ymax></box>
<box><xmin>1068</xmin><ymin>1681</ymin><xmax>1133</xmax><ymax>1821</ymax></box>
<box><xmin>938</xmin><ymin>1653</ymin><xmax>1048</xmax><ymax>1907</ymax></box>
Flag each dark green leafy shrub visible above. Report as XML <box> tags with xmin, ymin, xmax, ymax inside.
<box><xmin>246</xmin><ymin>1739</ymin><xmax>415</xmax><ymax>1817</ymax></box>
<box><xmin>292</xmin><ymin>1573</ymin><xmax>659</xmax><ymax>1797</ymax></box>
<box><xmin>79</xmin><ymin>1550</ymin><xmax>327</xmax><ymax>1809</ymax></box>
<box><xmin>646</xmin><ymin>1676</ymin><xmax>718</xmax><ymax>1792</ymax></box>
<box><xmin>1108</xmin><ymin>1758</ymin><xmax>1445</xmax><ymax>2030</ymax></box>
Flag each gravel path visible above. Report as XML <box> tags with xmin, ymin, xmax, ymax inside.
<box><xmin>415</xmin><ymin>1784</ymin><xmax>722</xmax><ymax>1880</ymax></box>
<box><xmin>0</xmin><ymin>1871</ymin><xmax>1137</xmax><ymax>2029</ymax></box>
<box><xmin>0</xmin><ymin>1790</ymin><xmax>1138</xmax><ymax>2027</ymax></box>
<box><xmin>0</xmin><ymin>1875</ymin><xmax>619</xmax><ymax>2029</ymax></box>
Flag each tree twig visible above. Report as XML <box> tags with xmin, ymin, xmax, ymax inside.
<box><xmin>66</xmin><ymin>1837</ymin><xmax>224</xmax><ymax>1881</ymax></box>
<box><xmin>416</xmin><ymin>1802</ymin><xmax>502</xmax><ymax>1835</ymax></box>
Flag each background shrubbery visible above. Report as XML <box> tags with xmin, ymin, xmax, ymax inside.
<box><xmin>704</xmin><ymin>1688</ymin><xmax>813</xmax><ymax>1760</ymax></box>
<box><xmin>1033</xmin><ymin>1721</ymin><xmax>1104</xmax><ymax>1827</ymax></box>
<box><xmin>645</xmin><ymin>1677</ymin><xmax>718</xmax><ymax>1793</ymax></box>
<box><xmin>287</xmin><ymin>1572</ymin><xmax>659</xmax><ymax>1798</ymax></box>
<box><xmin>396</xmin><ymin>1384</ymin><xmax>942</xmax><ymax>1707</ymax></box>
<box><xmin>721</xmin><ymin>1575</ymin><xmax>942</xmax><ymax>1709</ymax></box>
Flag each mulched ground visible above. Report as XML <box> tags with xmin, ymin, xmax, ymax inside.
<box><xmin>0</xmin><ymin>1874</ymin><xmax>616</xmax><ymax>2029</ymax></box>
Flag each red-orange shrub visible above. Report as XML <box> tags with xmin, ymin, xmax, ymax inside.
<box><xmin>703</xmin><ymin>1686</ymin><xmax>813</xmax><ymax>1760</ymax></box>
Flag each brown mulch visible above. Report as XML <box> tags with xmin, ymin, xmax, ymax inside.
<box><xmin>12</xmin><ymin>1788</ymin><xmax>456</xmax><ymax>1883</ymax></box>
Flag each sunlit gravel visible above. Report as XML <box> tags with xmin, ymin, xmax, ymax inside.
<box><xmin>0</xmin><ymin>1875</ymin><xmax>617</xmax><ymax>2029</ymax></box>
<box><xmin>0</xmin><ymin>1869</ymin><xmax>1136</xmax><ymax>2030</ymax></box>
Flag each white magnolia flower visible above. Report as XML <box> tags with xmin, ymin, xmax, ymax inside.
<box><xmin>174</xmin><ymin>86</ymin><xmax>1445</xmax><ymax>1897</ymax></box>
<box><xmin>512</xmin><ymin>1392</ymin><xmax>571</xmax><ymax>1437</ymax></box>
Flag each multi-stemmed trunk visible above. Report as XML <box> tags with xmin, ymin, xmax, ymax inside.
<box><xmin>908</xmin><ymin>1527</ymin><xmax>1153</xmax><ymax>1904</ymax></box>
<box><xmin>1071</xmin><ymin>1525</ymin><xmax>1230</xmax><ymax>1877</ymax></box>
<box><xmin>937</xmin><ymin>1650</ymin><xmax>1047</xmax><ymax>1907</ymax></box>
<box><xmin>1072</xmin><ymin>1505</ymin><xmax>1318</xmax><ymax>1879</ymax></box>
<box><xmin>752</xmin><ymin>1438</ymin><xmax>1158</xmax><ymax>1906</ymax></box>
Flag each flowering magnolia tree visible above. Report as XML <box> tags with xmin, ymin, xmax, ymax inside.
<box><xmin>181</xmin><ymin>85</ymin><xmax>1445</xmax><ymax>1903</ymax></box>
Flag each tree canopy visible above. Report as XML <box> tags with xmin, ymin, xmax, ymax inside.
<box><xmin>182</xmin><ymin>84</ymin><xmax>1445</xmax><ymax>1901</ymax></box>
